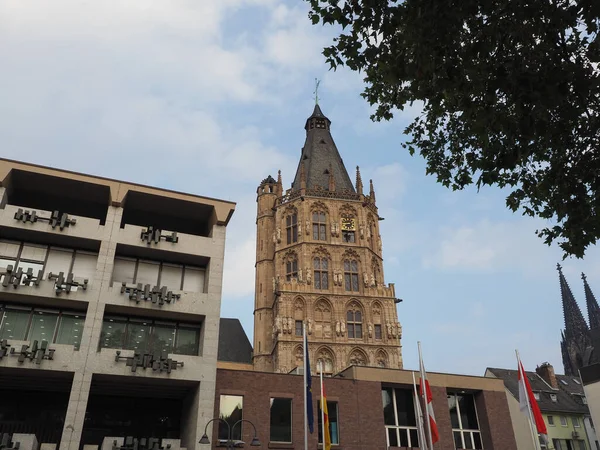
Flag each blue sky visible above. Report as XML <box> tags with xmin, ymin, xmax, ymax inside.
<box><xmin>1</xmin><ymin>0</ymin><xmax>599</xmax><ymax>376</ymax></box>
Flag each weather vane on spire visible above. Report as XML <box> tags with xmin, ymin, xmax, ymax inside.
<box><xmin>314</xmin><ymin>78</ymin><xmax>321</xmax><ymax>105</ymax></box>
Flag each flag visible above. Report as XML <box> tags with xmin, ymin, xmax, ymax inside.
<box><xmin>304</xmin><ymin>326</ymin><xmax>314</xmax><ymax>434</ymax></box>
<box><xmin>412</xmin><ymin>372</ymin><xmax>427</xmax><ymax>450</ymax></box>
<box><xmin>518</xmin><ymin>360</ymin><xmax>548</xmax><ymax>442</ymax></box>
<box><xmin>321</xmin><ymin>381</ymin><xmax>331</xmax><ymax>450</ymax></box>
<box><xmin>419</xmin><ymin>349</ymin><xmax>440</xmax><ymax>445</ymax></box>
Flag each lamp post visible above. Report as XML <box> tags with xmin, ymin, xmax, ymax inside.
<box><xmin>199</xmin><ymin>418</ymin><xmax>261</xmax><ymax>449</ymax></box>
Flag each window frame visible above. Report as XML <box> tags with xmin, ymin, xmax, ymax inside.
<box><xmin>382</xmin><ymin>387</ymin><xmax>420</xmax><ymax>448</ymax></box>
<box><xmin>312</xmin><ymin>212</ymin><xmax>327</xmax><ymax>241</ymax></box>
<box><xmin>343</xmin><ymin>260</ymin><xmax>359</xmax><ymax>292</ymax></box>
<box><xmin>573</xmin><ymin>417</ymin><xmax>581</xmax><ymax>428</ymax></box>
<box><xmin>448</xmin><ymin>392</ymin><xmax>483</xmax><ymax>449</ymax></box>
<box><xmin>548</xmin><ymin>415</ymin><xmax>555</xmax><ymax>426</ymax></box>
<box><xmin>286</xmin><ymin>259</ymin><xmax>299</xmax><ymax>282</ymax></box>
<box><xmin>346</xmin><ymin>309</ymin><xmax>363</xmax><ymax>339</ymax></box>
<box><xmin>295</xmin><ymin>320</ymin><xmax>303</xmax><ymax>337</ymax></box>
<box><xmin>313</xmin><ymin>257</ymin><xmax>329</xmax><ymax>290</ymax></box>
<box><xmin>218</xmin><ymin>394</ymin><xmax>243</xmax><ymax>441</ymax></box>
<box><xmin>374</xmin><ymin>324</ymin><xmax>382</xmax><ymax>340</ymax></box>
<box><xmin>98</xmin><ymin>315</ymin><xmax>201</xmax><ymax>355</ymax></box>
<box><xmin>270</xmin><ymin>397</ymin><xmax>293</xmax><ymax>444</ymax></box>
<box><xmin>286</xmin><ymin>214</ymin><xmax>298</xmax><ymax>245</ymax></box>
<box><xmin>318</xmin><ymin>400</ymin><xmax>339</xmax><ymax>445</ymax></box>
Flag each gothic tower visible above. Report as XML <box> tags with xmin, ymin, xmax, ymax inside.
<box><xmin>253</xmin><ymin>104</ymin><xmax>403</xmax><ymax>374</ymax></box>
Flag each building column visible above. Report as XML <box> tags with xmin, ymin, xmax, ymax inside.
<box><xmin>59</xmin><ymin>372</ymin><xmax>92</xmax><ymax>450</ymax></box>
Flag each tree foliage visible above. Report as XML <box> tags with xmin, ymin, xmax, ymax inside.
<box><xmin>308</xmin><ymin>0</ymin><xmax>600</xmax><ymax>258</ymax></box>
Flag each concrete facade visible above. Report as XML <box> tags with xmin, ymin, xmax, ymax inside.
<box><xmin>0</xmin><ymin>159</ymin><xmax>235</xmax><ymax>450</ymax></box>
<box><xmin>213</xmin><ymin>365</ymin><xmax>517</xmax><ymax>450</ymax></box>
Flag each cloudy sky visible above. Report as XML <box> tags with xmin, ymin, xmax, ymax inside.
<box><xmin>2</xmin><ymin>0</ymin><xmax>599</xmax><ymax>376</ymax></box>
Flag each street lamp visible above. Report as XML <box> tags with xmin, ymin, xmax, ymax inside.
<box><xmin>199</xmin><ymin>418</ymin><xmax>261</xmax><ymax>448</ymax></box>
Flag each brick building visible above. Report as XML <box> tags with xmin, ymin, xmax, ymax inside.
<box><xmin>210</xmin><ymin>358</ymin><xmax>518</xmax><ymax>450</ymax></box>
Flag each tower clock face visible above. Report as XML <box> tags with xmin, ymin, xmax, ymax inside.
<box><xmin>341</xmin><ymin>217</ymin><xmax>356</xmax><ymax>231</ymax></box>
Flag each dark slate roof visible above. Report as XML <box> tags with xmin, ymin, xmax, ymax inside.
<box><xmin>580</xmin><ymin>363</ymin><xmax>600</xmax><ymax>385</ymax></box>
<box><xmin>291</xmin><ymin>105</ymin><xmax>355</xmax><ymax>193</ymax></box>
<box><xmin>487</xmin><ymin>367</ymin><xmax>589</xmax><ymax>415</ymax></box>
<box><xmin>218</xmin><ymin>318</ymin><xmax>253</xmax><ymax>364</ymax></box>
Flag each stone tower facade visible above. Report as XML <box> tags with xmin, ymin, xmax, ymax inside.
<box><xmin>253</xmin><ymin>104</ymin><xmax>403</xmax><ymax>374</ymax></box>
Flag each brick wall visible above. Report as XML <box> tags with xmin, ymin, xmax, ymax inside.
<box><xmin>213</xmin><ymin>369</ymin><xmax>517</xmax><ymax>450</ymax></box>
<box><xmin>214</xmin><ymin>369</ymin><xmax>386</xmax><ymax>450</ymax></box>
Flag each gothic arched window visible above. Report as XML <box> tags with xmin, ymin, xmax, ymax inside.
<box><xmin>286</xmin><ymin>259</ymin><xmax>298</xmax><ymax>281</ymax></box>
<box><xmin>286</xmin><ymin>213</ymin><xmax>298</xmax><ymax>244</ymax></box>
<box><xmin>312</xmin><ymin>211</ymin><xmax>327</xmax><ymax>241</ymax></box>
<box><xmin>347</xmin><ymin>305</ymin><xmax>363</xmax><ymax>339</ymax></box>
<box><xmin>314</xmin><ymin>257</ymin><xmax>329</xmax><ymax>289</ymax></box>
<box><xmin>315</xmin><ymin>299</ymin><xmax>332</xmax><ymax>339</ymax></box>
<box><xmin>344</xmin><ymin>260</ymin><xmax>359</xmax><ymax>292</ymax></box>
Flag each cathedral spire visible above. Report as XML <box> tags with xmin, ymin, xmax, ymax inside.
<box><xmin>356</xmin><ymin>166</ymin><xmax>363</xmax><ymax>195</ymax></box>
<box><xmin>558</xmin><ymin>264</ymin><xmax>589</xmax><ymax>336</ymax></box>
<box><xmin>291</xmin><ymin>104</ymin><xmax>355</xmax><ymax>194</ymax></box>
<box><xmin>583</xmin><ymin>273</ymin><xmax>600</xmax><ymax>330</ymax></box>
<box><xmin>369</xmin><ymin>179</ymin><xmax>376</xmax><ymax>204</ymax></box>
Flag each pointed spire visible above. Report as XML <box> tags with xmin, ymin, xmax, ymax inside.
<box><xmin>369</xmin><ymin>179</ymin><xmax>376</xmax><ymax>204</ymax></box>
<box><xmin>582</xmin><ymin>273</ymin><xmax>600</xmax><ymax>330</ymax></box>
<box><xmin>356</xmin><ymin>166</ymin><xmax>363</xmax><ymax>195</ymax></box>
<box><xmin>276</xmin><ymin>170</ymin><xmax>283</xmax><ymax>196</ymax></box>
<box><xmin>558</xmin><ymin>264</ymin><xmax>590</xmax><ymax>337</ymax></box>
<box><xmin>328</xmin><ymin>163</ymin><xmax>336</xmax><ymax>191</ymax></box>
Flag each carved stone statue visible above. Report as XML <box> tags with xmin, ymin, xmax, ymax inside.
<box><xmin>298</xmin><ymin>221</ymin><xmax>302</xmax><ymax>236</ymax></box>
<box><xmin>386</xmin><ymin>320</ymin><xmax>393</xmax><ymax>338</ymax></box>
<box><xmin>340</xmin><ymin>321</ymin><xmax>346</xmax><ymax>335</ymax></box>
<box><xmin>306</xmin><ymin>267</ymin><xmax>312</xmax><ymax>284</ymax></box>
<box><xmin>359</xmin><ymin>222</ymin><xmax>365</xmax><ymax>239</ymax></box>
<box><xmin>272</xmin><ymin>277</ymin><xmax>276</xmax><ymax>291</ymax></box>
<box><xmin>335</xmin><ymin>321</ymin><xmax>341</xmax><ymax>336</ymax></box>
<box><xmin>368</xmin><ymin>322</ymin><xmax>373</xmax><ymax>338</ymax></box>
<box><xmin>272</xmin><ymin>232</ymin><xmax>277</xmax><ymax>244</ymax></box>
<box><xmin>335</xmin><ymin>223</ymin><xmax>340</xmax><ymax>236</ymax></box>
<box><xmin>396</xmin><ymin>322</ymin><xmax>402</xmax><ymax>338</ymax></box>
<box><xmin>298</xmin><ymin>269</ymin><xmax>303</xmax><ymax>283</ymax></box>
<box><xmin>370</xmin><ymin>273</ymin><xmax>376</xmax><ymax>287</ymax></box>
<box><xmin>308</xmin><ymin>319</ymin><xmax>313</xmax><ymax>335</ymax></box>
<box><xmin>330</xmin><ymin>222</ymin><xmax>336</xmax><ymax>236</ymax></box>
<box><xmin>367</xmin><ymin>226</ymin><xmax>372</xmax><ymax>239</ymax></box>
<box><xmin>363</xmin><ymin>272</ymin><xmax>369</xmax><ymax>287</ymax></box>
<box><xmin>287</xmin><ymin>317</ymin><xmax>293</xmax><ymax>334</ymax></box>
<box><xmin>275</xmin><ymin>316</ymin><xmax>282</xmax><ymax>334</ymax></box>
<box><xmin>276</xmin><ymin>227</ymin><xmax>281</xmax><ymax>243</ymax></box>
<box><xmin>305</xmin><ymin>218</ymin><xmax>310</xmax><ymax>235</ymax></box>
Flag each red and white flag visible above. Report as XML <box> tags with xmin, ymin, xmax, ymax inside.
<box><xmin>518</xmin><ymin>359</ymin><xmax>548</xmax><ymax>445</ymax></box>
<box><xmin>419</xmin><ymin>343</ymin><xmax>440</xmax><ymax>446</ymax></box>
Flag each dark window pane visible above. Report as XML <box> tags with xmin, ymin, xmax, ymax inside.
<box><xmin>473</xmin><ymin>432</ymin><xmax>482</xmax><ymax>449</ymax></box>
<box><xmin>313</xmin><ymin>213</ymin><xmax>319</xmax><ymax>221</ymax></box>
<box><xmin>355</xmin><ymin>311</ymin><xmax>362</xmax><ymax>322</ymax></box>
<box><xmin>292</xmin><ymin>260</ymin><xmax>298</xmax><ymax>272</ymax></box>
<box><xmin>464</xmin><ymin>431</ymin><xmax>474</xmax><ymax>449</ymax></box>
<box><xmin>286</xmin><ymin>216</ymin><xmax>291</xmax><ymax>226</ymax></box>
<box><xmin>270</xmin><ymin>398</ymin><xmax>292</xmax><ymax>442</ymax></box>
<box><xmin>100</xmin><ymin>317</ymin><xmax>127</xmax><ymax>349</ymax></box>
<box><xmin>219</xmin><ymin>395</ymin><xmax>243</xmax><ymax>440</ymax></box>
<box><xmin>352</xmin><ymin>274</ymin><xmax>359</xmax><ymax>291</ymax></box>
<box><xmin>394</xmin><ymin>388</ymin><xmax>416</xmax><ymax>426</ymax></box>
<box><xmin>344</xmin><ymin>261</ymin><xmax>350</xmax><ymax>271</ymax></box>
<box><xmin>125</xmin><ymin>320</ymin><xmax>151</xmax><ymax>352</ymax></box>
<box><xmin>448</xmin><ymin>394</ymin><xmax>460</xmax><ymax>429</ymax></box>
<box><xmin>291</xmin><ymin>215</ymin><xmax>297</xmax><ymax>225</ymax></box>
<box><xmin>292</xmin><ymin>227</ymin><xmax>298</xmax><ymax>242</ymax></box>
<box><xmin>375</xmin><ymin>324</ymin><xmax>382</xmax><ymax>339</ymax></box>
<box><xmin>0</xmin><ymin>308</ymin><xmax>31</xmax><ymax>340</ymax></box>
<box><xmin>151</xmin><ymin>323</ymin><xmax>176</xmax><ymax>354</ymax></box>
<box><xmin>347</xmin><ymin>311</ymin><xmax>353</xmax><ymax>322</ymax></box>
<box><xmin>399</xmin><ymin>428</ymin><xmax>409</xmax><ymax>447</ymax></box>
<box><xmin>348</xmin><ymin>326</ymin><xmax>354</xmax><ymax>339</ymax></box>
<box><xmin>344</xmin><ymin>274</ymin><xmax>351</xmax><ymax>291</ymax></box>
<box><xmin>458</xmin><ymin>394</ymin><xmax>479</xmax><ymax>429</ymax></box>
<box><xmin>314</xmin><ymin>258</ymin><xmax>320</xmax><ymax>269</ymax></box>
<box><xmin>322</xmin><ymin>259</ymin><xmax>328</xmax><ymax>269</ymax></box>
<box><xmin>315</xmin><ymin>275</ymin><xmax>321</xmax><ymax>289</ymax></box>
<box><xmin>382</xmin><ymin>388</ymin><xmax>396</xmax><ymax>425</ymax></box>
<box><xmin>321</xmin><ymin>273</ymin><xmax>328</xmax><ymax>289</ymax></box>
<box><xmin>387</xmin><ymin>428</ymin><xmax>398</xmax><ymax>447</ymax></box>
<box><xmin>286</xmin><ymin>228</ymin><xmax>292</xmax><ymax>244</ymax></box>
<box><xmin>355</xmin><ymin>324</ymin><xmax>362</xmax><ymax>338</ymax></box>
<box><xmin>351</xmin><ymin>261</ymin><xmax>358</xmax><ymax>271</ymax></box>
<box><xmin>454</xmin><ymin>431</ymin><xmax>463</xmax><ymax>449</ymax></box>
<box><xmin>409</xmin><ymin>429</ymin><xmax>419</xmax><ymax>448</ymax></box>
<box><xmin>295</xmin><ymin>320</ymin><xmax>302</xmax><ymax>336</ymax></box>
<box><xmin>319</xmin><ymin>224</ymin><xmax>326</xmax><ymax>240</ymax></box>
<box><xmin>56</xmin><ymin>314</ymin><xmax>85</xmax><ymax>350</ymax></box>
<box><xmin>175</xmin><ymin>327</ymin><xmax>199</xmax><ymax>355</ymax></box>
<box><xmin>28</xmin><ymin>311</ymin><xmax>59</xmax><ymax>344</ymax></box>
<box><xmin>313</xmin><ymin>225</ymin><xmax>319</xmax><ymax>240</ymax></box>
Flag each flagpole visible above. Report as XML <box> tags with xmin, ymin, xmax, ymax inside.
<box><xmin>516</xmin><ymin>349</ymin><xmax>541</xmax><ymax>450</ymax></box>
<box><xmin>304</xmin><ymin>322</ymin><xmax>308</xmax><ymax>450</ymax></box>
<box><xmin>412</xmin><ymin>371</ymin><xmax>427</xmax><ymax>450</ymax></box>
<box><xmin>320</xmin><ymin>361</ymin><xmax>326</xmax><ymax>450</ymax></box>
<box><xmin>418</xmin><ymin>341</ymin><xmax>434</xmax><ymax>450</ymax></box>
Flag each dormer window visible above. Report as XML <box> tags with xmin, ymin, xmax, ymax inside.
<box><xmin>550</xmin><ymin>394</ymin><xmax>557</xmax><ymax>402</ymax></box>
<box><xmin>533</xmin><ymin>392</ymin><xmax>540</xmax><ymax>401</ymax></box>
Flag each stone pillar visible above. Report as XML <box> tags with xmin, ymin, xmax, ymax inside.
<box><xmin>60</xmin><ymin>371</ymin><xmax>92</xmax><ymax>450</ymax></box>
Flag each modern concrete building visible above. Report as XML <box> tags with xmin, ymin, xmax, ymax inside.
<box><xmin>487</xmin><ymin>363</ymin><xmax>598</xmax><ymax>450</ymax></box>
<box><xmin>0</xmin><ymin>158</ymin><xmax>235</xmax><ymax>450</ymax></box>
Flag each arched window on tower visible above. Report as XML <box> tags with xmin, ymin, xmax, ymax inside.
<box><xmin>286</xmin><ymin>214</ymin><xmax>298</xmax><ymax>244</ymax></box>
<box><xmin>314</xmin><ymin>299</ymin><xmax>332</xmax><ymax>339</ymax></box>
<box><xmin>314</xmin><ymin>257</ymin><xmax>329</xmax><ymax>290</ymax></box>
<box><xmin>286</xmin><ymin>259</ymin><xmax>298</xmax><ymax>281</ymax></box>
<box><xmin>347</xmin><ymin>305</ymin><xmax>363</xmax><ymax>339</ymax></box>
<box><xmin>344</xmin><ymin>260</ymin><xmax>359</xmax><ymax>292</ymax></box>
<box><xmin>312</xmin><ymin>211</ymin><xmax>327</xmax><ymax>241</ymax></box>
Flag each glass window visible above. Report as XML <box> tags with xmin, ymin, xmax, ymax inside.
<box><xmin>160</xmin><ymin>264</ymin><xmax>183</xmax><ymax>290</ymax></box>
<box><xmin>0</xmin><ymin>308</ymin><xmax>31</xmax><ymax>340</ymax></box>
<box><xmin>219</xmin><ymin>395</ymin><xmax>243</xmax><ymax>441</ymax></box>
<box><xmin>548</xmin><ymin>415</ymin><xmax>555</xmax><ymax>426</ymax></box>
<box><xmin>318</xmin><ymin>401</ymin><xmax>339</xmax><ymax>445</ymax></box>
<box><xmin>312</xmin><ymin>212</ymin><xmax>327</xmax><ymax>241</ymax></box>
<box><xmin>136</xmin><ymin>260</ymin><xmax>159</xmax><ymax>286</ymax></box>
<box><xmin>182</xmin><ymin>267</ymin><xmax>205</xmax><ymax>292</ymax></box>
<box><xmin>112</xmin><ymin>257</ymin><xmax>136</xmax><ymax>285</ymax></box>
<box><xmin>286</xmin><ymin>214</ymin><xmax>298</xmax><ymax>244</ymax></box>
<box><xmin>375</xmin><ymin>324</ymin><xmax>382</xmax><ymax>340</ymax></box>
<box><xmin>125</xmin><ymin>319</ymin><xmax>151</xmax><ymax>352</ymax></box>
<box><xmin>295</xmin><ymin>320</ymin><xmax>303</xmax><ymax>336</ymax></box>
<box><xmin>44</xmin><ymin>248</ymin><xmax>73</xmax><ymax>278</ymax></box>
<box><xmin>344</xmin><ymin>260</ymin><xmax>359</xmax><ymax>292</ymax></box>
<box><xmin>347</xmin><ymin>309</ymin><xmax>362</xmax><ymax>339</ymax></box>
<box><xmin>20</xmin><ymin>244</ymin><xmax>47</xmax><ymax>262</ymax></box>
<box><xmin>448</xmin><ymin>392</ymin><xmax>482</xmax><ymax>449</ymax></box>
<box><xmin>151</xmin><ymin>323</ymin><xmax>176</xmax><ymax>355</ymax></box>
<box><xmin>28</xmin><ymin>311</ymin><xmax>59</xmax><ymax>344</ymax></box>
<box><xmin>550</xmin><ymin>394</ymin><xmax>558</xmax><ymax>402</ymax></box>
<box><xmin>342</xmin><ymin>230</ymin><xmax>355</xmax><ymax>243</ymax></box>
<box><xmin>382</xmin><ymin>387</ymin><xmax>419</xmax><ymax>448</ymax></box>
<box><xmin>314</xmin><ymin>257</ymin><xmax>329</xmax><ymax>289</ymax></box>
<box><xmin>175</xmin><ymin>327</ymin><xmax>199</xmax><ymax>356</ymax></box>
<box><xmin>55</xmin><ymin>314</ymin><xmax>85</xmax><ymax>350</ymax></box>
<box><xmin>71</xmin><ymin>252</ymin><xmax>97</xmax><ymax>280</ymax></box>
<box><xmin>560</xmin><ymin>416</ymin><xmax>568</xmax><ymax>426</ymax></box>
<box><xmin>286</xmin><ymin>259</ymin><xmax>298</xmax><ymax>282</ymax></box>
<box><xmin>0</xmin><ymin>240</ymin><xmax>20</xmax><ymax>258</ymax></box>
<box><xmin>99</xmin><ymin>317</ymin><xmax>127</xmax><ymax>349</ymax></box>
<box><xmin>270</xmin><ymin>398</ymin><xmax>292</xmax><ymax>443</ymax></box>
<box><xmin>573</xmin><ymin>417</ymin><xmax>580</xmax><ymax>427</ymax></box>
